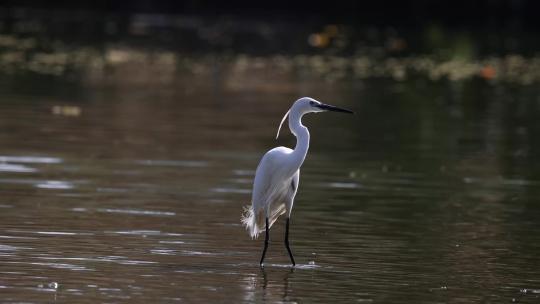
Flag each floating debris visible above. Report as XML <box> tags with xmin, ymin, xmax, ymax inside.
<box><xmin>520</xmin><ymin>288</ymin><xmax>540</xmax><ymax>294</ymax></box>
<box><xmin>37</xmin><ymin>282</ymin><xmax>59</xmax><ymax>290</ymax></box>
<box><xmin>52</xmin><ymin>105</ymin><xmax>82</xmax><ymax>117</ymax></box>
<box><xmin>429</xmin><ymin>286</ymin><xmax>448</xmax><ymax>292</ymax></box>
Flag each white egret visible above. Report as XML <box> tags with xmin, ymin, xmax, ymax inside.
<box><xmin>241</xmin><ymin>97</ymin><xmax>353</xmax><ymax>266</ymax></box>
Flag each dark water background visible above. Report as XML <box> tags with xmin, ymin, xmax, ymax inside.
<box><xmin>1</xmin><ymin>9</ymin><xmax>540</xmax><ymax>303</ymax></box>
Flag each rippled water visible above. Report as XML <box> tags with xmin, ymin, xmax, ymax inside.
<box><xmin>0</xmin><ymin>77</ymin><xmax>540</xmax><ymax>303</ymax></box>
<box><xmin>2</xmin><ymin>47</ymin><xmax>540</xmax><ymax>303</ymax></box>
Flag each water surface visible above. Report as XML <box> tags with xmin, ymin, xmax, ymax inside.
<box><xmin>1</xmin><ymin>18</ymin><xmax>540</xmax><ymax>303</ymax></box>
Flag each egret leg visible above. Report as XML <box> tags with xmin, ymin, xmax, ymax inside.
<box><xmin>259</xmin><ymin>217</ymin><xmax>270</xmax><ymax>267</ymax></box>
<box><xmin>285</xmin><ymin>217</ymin><xmax>296</xmax><ymax>266</ymax></box>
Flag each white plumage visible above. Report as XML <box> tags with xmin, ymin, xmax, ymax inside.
<box><xmin>241</xmin><ymin>97</ymin><xmax>353</xmax><ymax>266</ymax></box>
<box><xmin>242</xmin><ymin>147</ymin><xmax>299</xmax><ymax>238</ymax></box>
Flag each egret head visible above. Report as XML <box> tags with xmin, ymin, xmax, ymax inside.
<box><xmin>276</xmin><ymin>97</ymin><xmax>353</xmax><ymax>139</ymax></box>
<box><xmin>293</xmin><ymin>97</ymin><xmax>354</xmax><ymax>114</ymax></box>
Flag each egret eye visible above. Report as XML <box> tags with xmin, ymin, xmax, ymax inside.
<box><xmin>309</xmin><ymin>101</ymin><xmax>315</xmax><ymax>106</ymax></box>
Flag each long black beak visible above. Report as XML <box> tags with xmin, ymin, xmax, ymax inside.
<box><xmin>316</xmin><ymin>103</ymin><xmax>354</xmax><ymax>114</ymax></box>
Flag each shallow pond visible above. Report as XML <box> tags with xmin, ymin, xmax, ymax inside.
<box><xmin>1</xmin><ymin>75</ymin><xmax>540</xmax><ymax>303</ymax></box>
<box><xmin>1</xmin><ymin>16</ymin><xmax>540</xmax><ymax>302</ymax></box>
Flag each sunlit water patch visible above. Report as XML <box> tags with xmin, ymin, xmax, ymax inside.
<box><xmin>135</xmin><ymin>159</ymin><xmax>208</xmax><ymax>168</ymax></box>
<box><xmin>35</xmin><ymin>180</ymin><xmax>74</xmax><ymax>189</ymax></box>
<box><xmin>0</xmin><ymin>163</ymin><xmax>37</xmax><ymax>173</ymax></box>
<box><xmin>0</xmin><ymin>156</ymin><xmax>62</xmax><ymax>164</ymax></box>
<box><xmin>97</xmin><ymin>208</ymin><xmax>176</xmax><ymax>216</ymax></box>
<box><xmin>210</xmin><ymin>187</ymin><xmax>251</xmax><ymax>194</ymax></box>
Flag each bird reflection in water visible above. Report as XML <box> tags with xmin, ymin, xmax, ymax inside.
<box><xmin>242</xmin><ymin>266</ymin><xmax>296</xmax><ymax>302</ymax></box>
<box><xmin>260</xmin><ymin>266</ymin><xmax>296</xmax><ymax>302</ymax></box>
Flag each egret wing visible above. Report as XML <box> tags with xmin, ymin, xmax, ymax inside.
<box><xmin>242</xmin><ymin>147</ymin><xmax>293</xmax><ymax>238</ymax></box>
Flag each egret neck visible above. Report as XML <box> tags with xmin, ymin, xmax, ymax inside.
<box><xmin>288</xmin><ymin>109</ymin><xmax>310</xmax><ymax>172</ymax></box>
